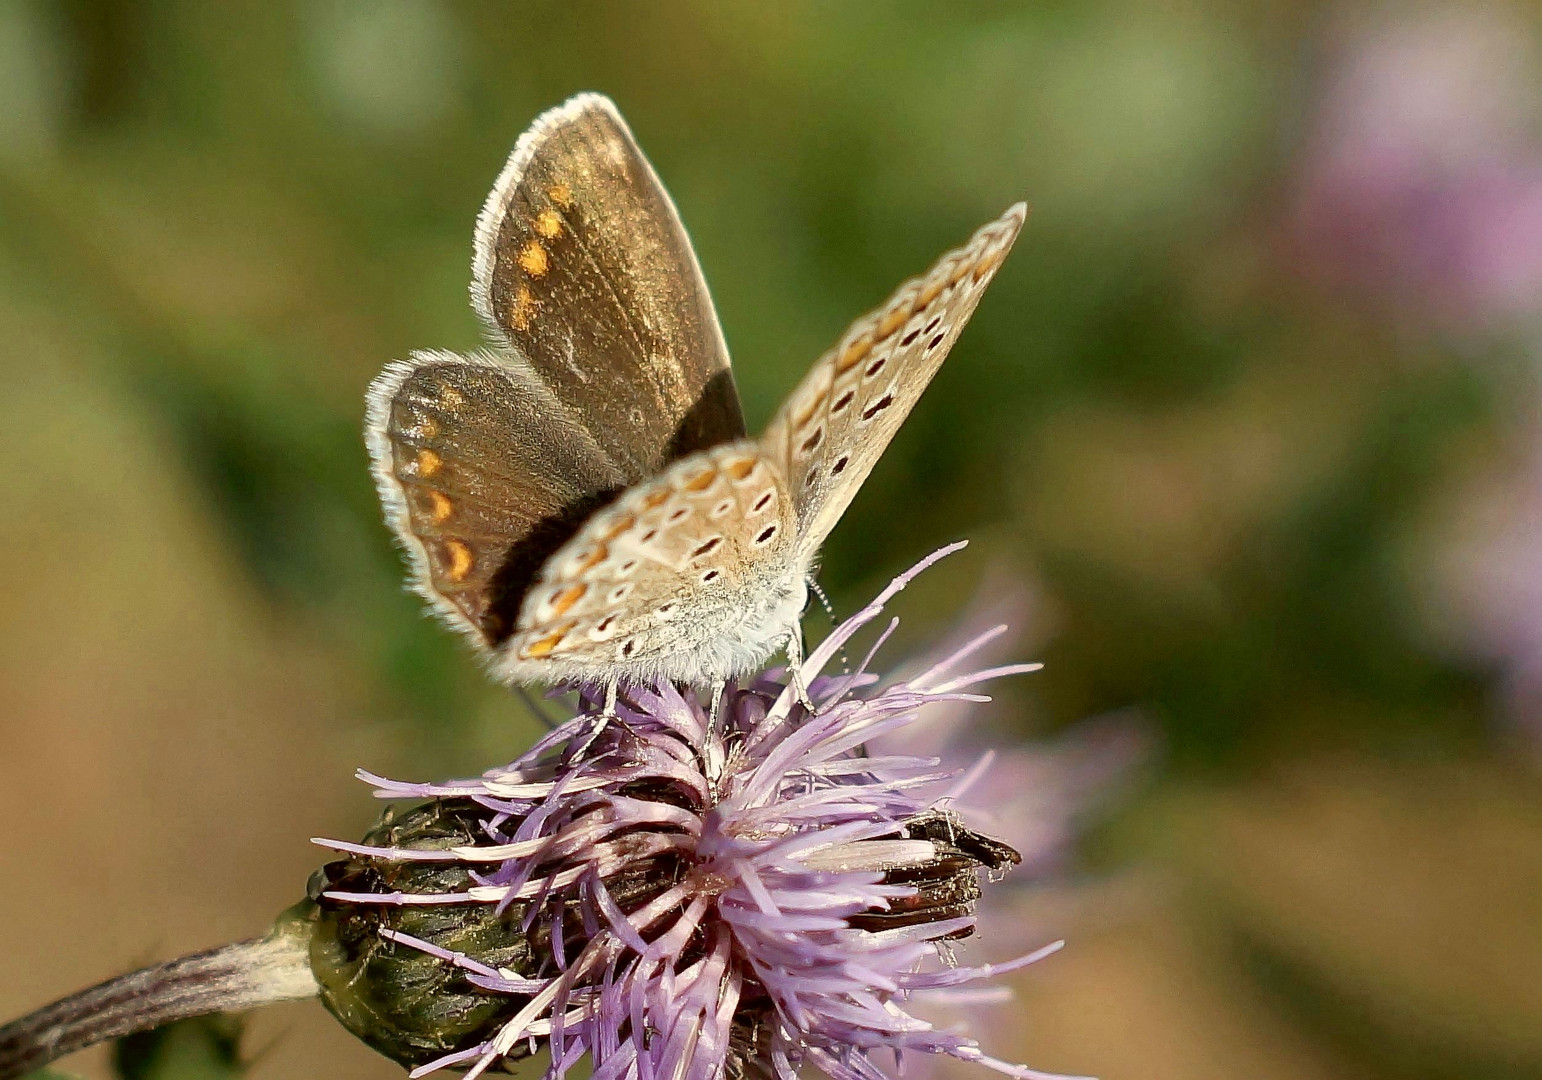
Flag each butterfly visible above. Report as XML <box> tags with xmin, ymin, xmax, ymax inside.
<box><xmin>366</xmin><ymin>93</ymin><xmax>1024</xmax><ymax>709</ymax></box>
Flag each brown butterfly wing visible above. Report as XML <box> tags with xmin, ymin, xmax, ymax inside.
<box><xmin>366</xmin><ymin>351</ymin><xmax>626</xmax><ymax>649</ymax></box>
<box><xmin>471</xmin><ymin>92</ymin><xmax>745</xmax><ymax>479</ymax></box>
<box><xmin>764</xmin><ymin>205</ymin><xmax>1026</xmax><ymax>560</ymax></box>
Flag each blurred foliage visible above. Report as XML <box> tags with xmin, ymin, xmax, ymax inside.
<box><xmin>112</xmin><ymin>1017</ymin><xmax>245</xmax><ymax>1080</ymax></box>
<box><xmin>3</xmin><ymin>2</ymin><xmax>1542</xmax><ymax>1079</ymax></box>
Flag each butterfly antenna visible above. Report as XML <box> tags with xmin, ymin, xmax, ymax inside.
<box><xmin>807</xmin><ymin>576</ymin><xmax>851</xmax><ymax>676</ymax></box>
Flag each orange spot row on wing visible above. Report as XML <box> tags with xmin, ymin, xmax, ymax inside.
<box><xmin>725</xmin><ymin>456</ymin><xmax>757</xmax><ymax>481</ymax></box>
<box><xmin>534</xmin><ymin>208</ymin><xmax>563</xmax><ymax>239</ymax></box>
<box><xmin>414</xmin><ymin>415</ymin><xmax>440</xmax><ymax>439</ymax></box>
<box><xmin>918</xmin><ymin>275</ymin><xmax>947</xmax><ymax>308</ymax></box>
<box><xmin>877</xmin><ymin>301</ymin><xmax>910</xmax><ymax>339</ymax></box>
<box><xmin>517</xmin><ymin>239</ymin><xmax>550</xmax><ymax>278</ymax></box>
<box><xmin>548</xmin><ymin>583</ymin><xmax>586</xmax><ymax>617</ymax></box>
<box><xmin>509</xmin><ymin>285</ymin><xmax>540</xmax><ymax>331</ymax></box>
<box><xmin>820</xmin><ymin>215</ymin><xmax>1015</xmax><ymax>388</ymax></box>
<box><xmin>683</xmin><ymin>466</ymin><xmax>717</xmax><ymax>492</ymax></box>
<box><xmin>442</xmin><ymin>538</ymin><xmax>474</xmax><ymax>582</ymax></box>
<box><xmin>521</xmin><ymin>622</ymin><xmax>574</xmax><ymax>658</ymax></box>
<box><xmin>598</xmin><ymin>513</ymin><xmax>635</xmax><ymax>542</ymax></box>
<box><xmin>836</xmin><ymin>332</ymin><xmax>874</xmax><ymax>374</ymax></box>
<box><xmin>973</xmin><ymin>247</ymin><xmax>1007</xmax><ymax>281</ymax></box>
<box><xmin>574</xmin><ymin>543</ymin><xmax>608</xmax><ymax>573</ymax></box>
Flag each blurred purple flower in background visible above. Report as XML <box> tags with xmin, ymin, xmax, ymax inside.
<box><xmin>1287</xmin><ymin>6</ymin><xmax>1542</xmax><ymax>332</ymax></box>
<box><xmin>1287</xmin><ymin>6</ymin><xmax>1542</xmax><ymax>745</ymax></box>
<box><xmin>312</xmin><ymin>547</ymin><xmax>1117</xmax><ymax>1080</ymax></box>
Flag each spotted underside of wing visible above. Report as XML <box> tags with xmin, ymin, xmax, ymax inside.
<box><xmin>471</xmin><ymin>92</ymin><xmax>745</xmax><ymax>480</ymax></box>
<box><xmin>499</xmin><ymin>444</ymin><xmax>796</xmax><ymax>678</ymax></box>
<box><xmin>763</xmin><ymin>205</ymin><xmax>1026</xmax><ymax>560</ymax></box>
<box><xmin>367</xmin><ymin>351</ymin><xmax>627</xmax><ymax>649</ymax></box>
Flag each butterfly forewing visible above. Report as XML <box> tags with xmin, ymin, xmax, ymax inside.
<box><xmin>764</xmin><ymin>205</ymin><xmax>1026</xmax><ymax>559</ymax></box>
<box><xmin>471</xmin><ymin>93</ymin><xmax>745</xmax><ymax>479</ymax></box>
<box><xmin>367</xmin><ymin>351</ymin><xmax>627</xmax><ymax>648</ymax></box>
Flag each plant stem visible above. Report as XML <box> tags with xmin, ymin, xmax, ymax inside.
<box><xmin>0</xmin><ymin>914</ymin><xmax>317</xmax><ymax>1080</ymax></box>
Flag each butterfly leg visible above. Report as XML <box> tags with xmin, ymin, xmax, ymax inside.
<box><xmin>705</xmin><ymin>677</ymin><xmax>728</xmax><ymax>735</ymax></box>
<box><xmin>785</xmin><ymin>630</ymin><xmax>817</xmax><ymax>715</ymax></box>
<box><xmin>571</xmin><ymin>680</ymin><xmax>619</xmax><ymax>758</ymax></box>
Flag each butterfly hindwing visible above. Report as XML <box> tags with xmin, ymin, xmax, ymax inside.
<box><xmin>497</xmin><ymin>444</ymin><xmax>799</xmax><ymax>684</ymax></box>
<box><xmin>471</xmin><ymin>93</ymin><xmax>745</xmax><ymax>480</ymax></box>
<box><xmin>366</xmin><ymin>350</ymin><xmax>627</xmax><ymax>649</ymax></box>
<box><xmin>764</xmin><ymin>205</ymin><xmax>1026</xmax><ymax>560</ymax></box>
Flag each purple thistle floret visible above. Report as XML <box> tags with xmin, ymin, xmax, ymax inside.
<box><xmin>314</xmin><ymin>545</ymin><xmax>1085</xmax><ymax>1080</ymax></box>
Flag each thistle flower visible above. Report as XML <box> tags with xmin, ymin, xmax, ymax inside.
<box><xmin>307</xmin><ymin>545</ymin><xmax>1081</xmax><ymax>1080</ymax></box>
<box><xmin>0</xmin><ymin>545</ymin><xmax>1090</xmax><ymax>1080</ymax></box>
<box><xmin>1287</xmin><ymin>6</ymin><xmax>1542</xmax><ymax>333</ymax></box>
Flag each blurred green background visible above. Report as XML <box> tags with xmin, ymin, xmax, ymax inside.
<box><xmin>3</xmin><ymin>2</ymin><xmax>1542</xmax><ymax>1079</ymax></box>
